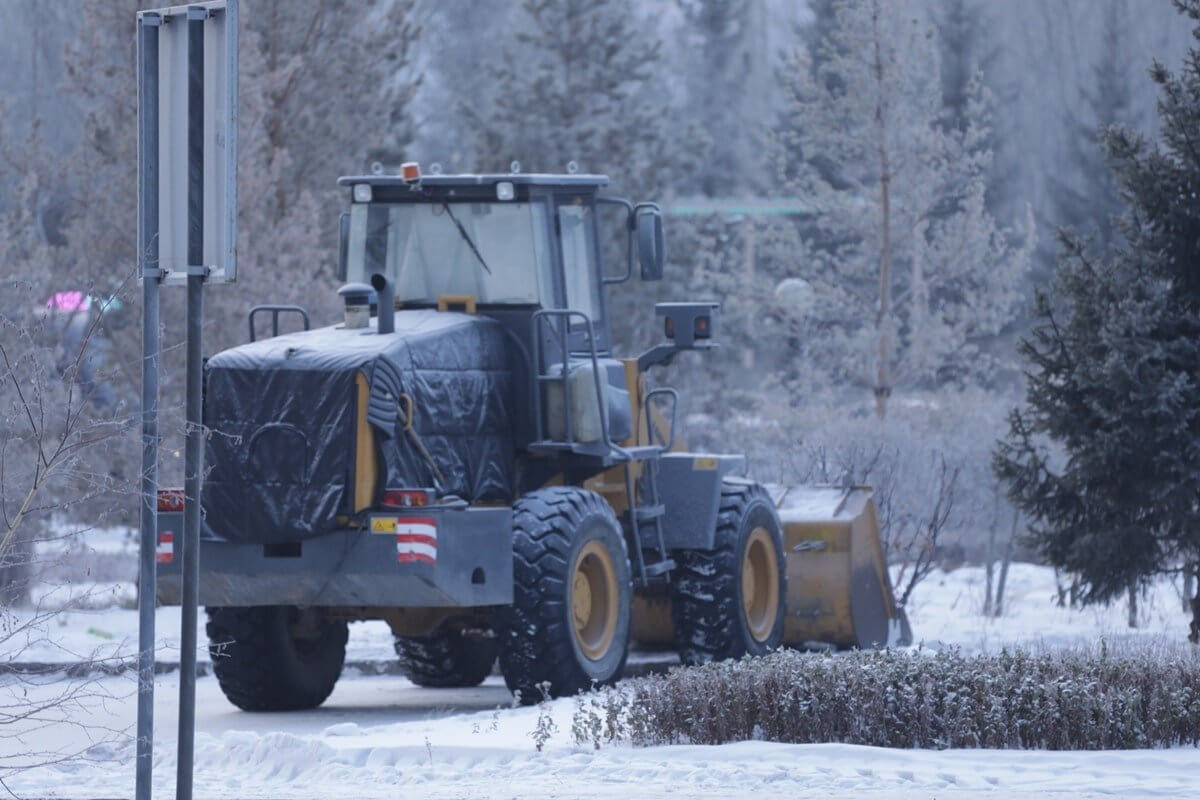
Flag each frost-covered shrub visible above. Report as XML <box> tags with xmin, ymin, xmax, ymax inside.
<box><xmin>572</xmin><ymin>645</ymin><xmax>1200</xmax><ymax>750</ymax></box>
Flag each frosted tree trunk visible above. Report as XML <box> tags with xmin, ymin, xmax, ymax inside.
<box><xmin>1189</xmin><ymin>566</ymin><xmax>1200</xmax><ymax>644</ymax></box>
<box><xmin>870</xmin><ymin>0</ymin><xmax>893</xmax><ymax>419</ymax></box>
<box><xmin>994</xmin><ymin>510</ymin><xmax>1017</xmax><ymax>617</ymax></box>
<box><xmin>1127</xmin><ymin>579</ymin><xmax>1138</xmax><ymax>629</ymax></box>
<box><xmin>983</xmin><ymin>486</ymin><xmax>1000</xmax><ymax>616</ymax></box>
<box><xmin>1183</xmin><ymin>565</ymin><xmax>1194</xmax><ymax>614</ymax></box>
<box><xmin>0</xmin><ymin>527</ymin><xmax>33</xmax><ymax>607</ymax></box>
<box><xmin>743</xmin><ymin>224</ymin><xmax>757</xmax><ymax>369</ymax></box>
<box><xmin>983</xmin><ymin>549</ymin><xmax>995</xmax><ymax>616</ymax></box>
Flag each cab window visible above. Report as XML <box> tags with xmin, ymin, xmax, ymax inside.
<box><xmin>346</xmin><ymin>200</ymin><xmax>553</xmax><ymax>306</ymax></box>
<box><xmin>558</xmin><ymin>203</ymin><xmax>601</xmax><ymax>326</ymax></box>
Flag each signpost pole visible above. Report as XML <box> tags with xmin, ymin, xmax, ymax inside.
<box><xmin>135</xmin><ymin>12</ymin><xmax>162</xmax><ymax>800</ymax></box>
<box><xmin>176</xmin><ymin>7</ymin><xmax>208</xmax><ymax>800</ymax></box>
<box><xmin>136</xmin><ymin>5</ymin><xmax>235</xmax><ymax>796</ymax></box>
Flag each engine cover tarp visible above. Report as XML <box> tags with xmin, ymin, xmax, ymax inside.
<box><xmin>202</xmin><ymin>310</ymin><xmax>514</xmax><ymax>544</ymax></box>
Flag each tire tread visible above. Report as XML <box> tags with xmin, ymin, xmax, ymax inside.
<box><xmin>671</xmin><ymin>482</ymin><xmax>784</xmax><ymax>665</ymax></box>
<box><xmin>497</xmin><ymin>486</ymin><xmax>631</xmax><ymax>703</ymax></box>
<box><xmin>206</xmin><ymin>606</ymin><xmax>347</xmax><ymax>711</ymax></box>
<box><xmin>394</xmin><ymin>629</ymin><xmax>497</xmax><ymax>688</ymax></box>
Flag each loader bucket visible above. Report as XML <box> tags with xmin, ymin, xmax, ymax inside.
<box><xmin>770</xmin><ymin>485</ymin><xmax>911</xmax><ymax>649</ymax></box>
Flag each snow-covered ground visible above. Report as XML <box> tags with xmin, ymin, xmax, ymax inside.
<box><xmin>6</xmin><ymin>665</ymin><xmax>1200</xmax><ymax>800</ymax></box>
<box><xmin>10</xmin><ymin>557</ymin><xmax>1193</xmax><ymax>665</ymax></box>
<box><xmin>8</xmin><ymin>669</ymin><xmax>1200</xmax><ymax>799</ymax></box>
<box><xmin>3</xmin><ymin>549</ymin><xmax>1197</xmax><ymax>799</ymax></box>
<box><xmin>906</xmin><ymin>561</ymin><xmax>1193</xmax><ymax>653</ymax></box>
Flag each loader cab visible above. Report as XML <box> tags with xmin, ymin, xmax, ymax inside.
<box><xmin>336</xmin><ymin>169</ymin><xmax>655</xmax><ymax>358</ymax></box>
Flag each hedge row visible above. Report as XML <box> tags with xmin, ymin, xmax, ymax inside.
<box><xmin>570</xmin><ymin>645</ymin><xmax>1200</xmax><ymax>750</ymax></box>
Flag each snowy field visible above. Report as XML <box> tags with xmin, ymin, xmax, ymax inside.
<box><xmin>3</xmin><ymin>528</ymin><xmax>1198</xmax><ymax>799</ymax></box>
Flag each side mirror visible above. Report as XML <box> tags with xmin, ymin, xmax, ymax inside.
<box><xmin>635</xmin><ymin>203</ymin><xmax>665</xmax><ymax>281</ymax></box>
<box><xmin>337</xmin><ymin>212</ymin><xmax>350</xmax><ymax>281</ymax></box>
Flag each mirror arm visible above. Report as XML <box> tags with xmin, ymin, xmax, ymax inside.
<box><xmin>636</xmin><ymin>343</ymin><xmax>679</xmax><ymax>372</ymax></box>
<box><xmin>337</xmin><ymin>212</ymin><xmax>350</xmax><ymax>281</ymax></box>
<box><xmin>597</xmin><ymin>195</ymin><xmax>634</xmax><ymax>285</ymax></box>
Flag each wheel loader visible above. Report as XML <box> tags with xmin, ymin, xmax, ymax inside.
<box><xmin>155</xmin><ymin>165</ymin><xmax>909</xmax><ymax>710</ymax></box>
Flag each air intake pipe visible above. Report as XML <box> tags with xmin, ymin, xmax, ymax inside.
<box><xmin>370</xmin><ymin>273</ymin><xmax>395</xmax><ymax>335</ymax></box>
<box><xmin>338</xmin><ymin>282</ymin><xmax>372</xmax><ymax>329</ymax></box>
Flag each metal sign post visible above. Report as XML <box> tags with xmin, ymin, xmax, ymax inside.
<box><xmin>135</xmin><ymin>13</ymin><xmax>161</xmax><ymax>800</ymax></box>
<box><xmin>136</xmin><ymin>4</ymin><xmax>236</xmax><ymax>799</ymax></box>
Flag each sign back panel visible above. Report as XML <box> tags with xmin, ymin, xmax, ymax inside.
<box><xmin>142</xmin><ymin>0</ymin><xmax>237</xmax><ymax>283</ymax></box>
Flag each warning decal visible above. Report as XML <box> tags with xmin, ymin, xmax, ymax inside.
<box><xmin>382</xmin><ymin>517</ymin><xmax>437</xmax><ymax>564</ymax></box>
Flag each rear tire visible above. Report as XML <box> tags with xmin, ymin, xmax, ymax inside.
<box><xmin>206</xmin><ymin>606</ymin><xmax>347</xmax><ymax>711</ymax></box>
<box><xmin>497</xmin><ymin>487</ymin><xmax>632</xmax><ymax>704</ymax></box>
<box><xmin>671</xmin><ymin>481</ymin><xmax>786</xmax><ymax>665</ymax></box>
<box><xmin>394</xmin><ymin>627</ymin><xmax>497</xmax><ymax>688</ymax></box>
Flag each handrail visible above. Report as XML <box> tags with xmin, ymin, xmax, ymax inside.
<box><xmin>643</xmin><ymin>387</ymin><xmax>679</xmax><ymax>451</ymax></box>
<box><xmin>248</xmin><ymin>304</ymin><xmax>310</xmax><ymax>342</ymax></box>
<box><xmin>596</xmin><ymin>196</ymin><xmax>635</xmax><ymax>285</ymax></box>
<box><xmin>531</xmin><ymin>308</ymin><xmax>618</xmax><ymax>456</ymax></box>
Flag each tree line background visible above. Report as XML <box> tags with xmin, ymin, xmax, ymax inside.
<box><xmin>0</xmin><ymin>0</ymin><xmax>1195</xmax><ymax>631</ymax></box>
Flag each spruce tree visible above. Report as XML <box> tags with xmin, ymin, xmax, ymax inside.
<box><xmin>676</xmin><ymin>0</ymin><xmax>767</xmax><ymax>196</ymax></box>
<box><xmin>1045</xmin><ymin>0</ymin><xmax>1138</xmax><ymax>267</ymax></box>
<box><xmin>995</xmin><ymin>0</ymin><xmax>1200</xmax><ymax>641</ymax></box>
<box><xmin>463</xmin><ymin>0</ymin><xmax>683</xmax><ymax>200</ymax></box>
<box><xmin>933</xmin><ymin>0</ymin><xmax>1014</xmax><ymax>219</ymax></box>
<box><xmin>936</xmin><ymin>0</ymin><xmax>991</xmax><ymax>137</ymax></box>
<box><xmin>781</xmin><ymin>0</ymin><xmax>1033</xmax><ymax>417</ymax></box>
<box><xmin>463</xmin><ymin>0</ymin><xmax>696</xmax><ymax>350</ymax></box>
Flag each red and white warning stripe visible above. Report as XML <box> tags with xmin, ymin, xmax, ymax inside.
<box><xmin>371</xmin><ymin>515</ymin><xmax>438</xmax><ymax>564</ymax></box>
<box><xmin>156</xmin><ymin>531</ymin><xmax>174</xmax><ymax>564</ymax></box>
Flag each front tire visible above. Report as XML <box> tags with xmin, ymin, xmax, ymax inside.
<box><xmin>671</xmin><ymin>481</ymin><xmax>786</xmax><ymax>665</ymax></box>
<box><xmin>394</xmin><ymin>626</ymin><xmax>497</xmax><ymax>688</ymax></box>
<box><xmin>497</xmin><ymin>487</ymin><xmax>632</xmax><ymax>704</ymax></box>
<box><xmin>206</xmin><ymin>606</ymin><xmax>347</xmax><ymax>711</ymax></box>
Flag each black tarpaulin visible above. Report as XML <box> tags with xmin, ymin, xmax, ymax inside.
<box><xmin>202</xmin><ymin>310</ymin><xmax>515</xmax><ymax>544</ymax></box>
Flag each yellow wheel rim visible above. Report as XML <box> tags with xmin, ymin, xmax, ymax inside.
<box><xmin>742</xmin><ymin>526</ymin><xmax>780</xmax><ymax>643</ymax></box>
<box><xmin>570</xmin><ymin>540</ymin><xmax>619</xmax><ymax>661</ymax></box>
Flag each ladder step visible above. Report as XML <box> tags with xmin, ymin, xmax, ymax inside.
<box><xmin>643</xmin><ymin>558</ymin><xmax>676</xmax><ymax>578</ymax></box>
<box><xmin>622</xmin><ymin>445</ymin><xmax>663</xmax><ymax>460</ymax></box>
<box><xmin>628</xmin><ymin>504</ymin><xmax>665</xmax><ymax>523</ymax></box>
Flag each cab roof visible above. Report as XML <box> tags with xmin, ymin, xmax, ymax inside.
<box><xmin>337</xmin><ymin>173</ymin><xmax>610</xmax><ymax>188</ymax></box>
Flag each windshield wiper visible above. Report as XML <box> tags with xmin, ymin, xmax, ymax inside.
<box><xmin>441</xmin><ymin>202</ymin><xmax>493</xmax><ymax>275</ymax></box>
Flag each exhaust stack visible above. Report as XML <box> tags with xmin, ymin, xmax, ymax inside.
<box><xmin>370</xmin><ymin>273</ymin><xmax>395</xmax><ymax>335</ymax></box>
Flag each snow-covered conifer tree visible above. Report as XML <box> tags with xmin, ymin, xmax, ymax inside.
<box><xmin>463</xmin><ymin>0</ymin><xmax>682</xmax><ymax>200</ymax></box>
<box><xmin>781</xmin><ymin>0</ymin><xmax>1033</xmax><ymax>417</ymax></box>
<box><xmin>676</xmin><ymin>0</ymin><xmax>769</xmax><ymax>196</ymax></box>
<box><xmin>995</xmin><ymin>0</ymin><xmax>1200</xmax><ymax>643</ymax></box>
<box><xmin>1046</xmin><ymin>0</ymin><xmax>1139</xmax><ymax>264</ymax></box>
